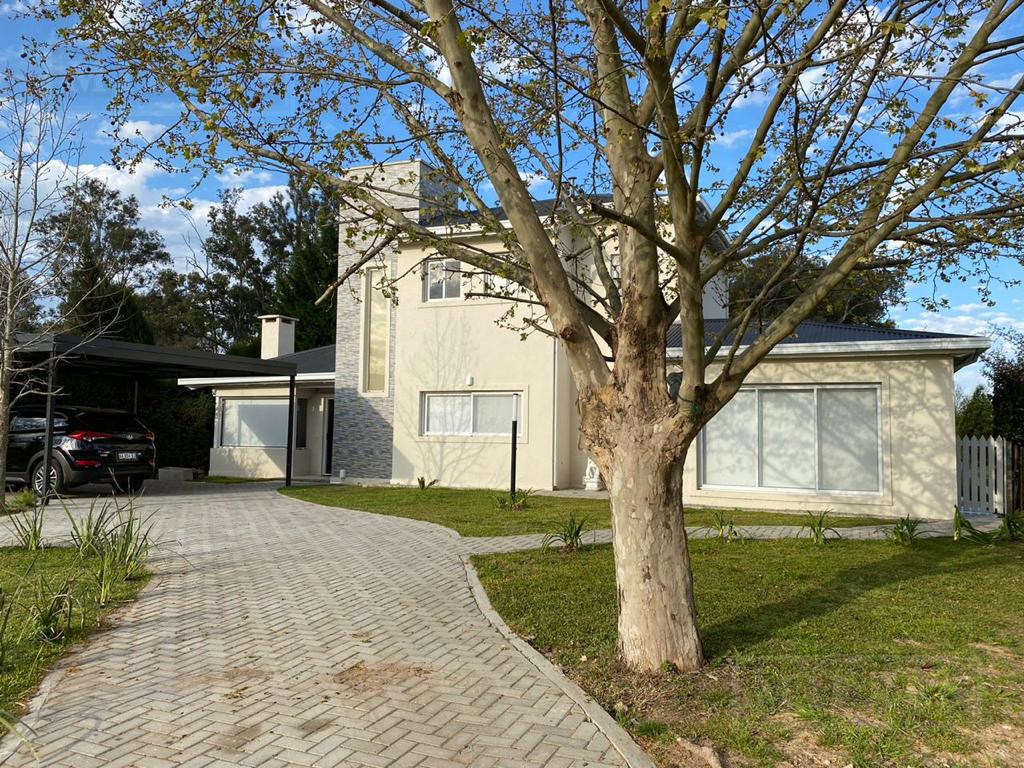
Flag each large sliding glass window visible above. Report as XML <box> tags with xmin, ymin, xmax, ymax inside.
<box><xmin>363</xmin><ymin>268</ymin><xmax>388</xmax><ymax>393</ymax></box>
<box><xmin>422</xmin><ymin>391</ymin><xmax>522</xmax><ymax>436</ymax></box>
<box><xmin>701</xmin><ymin>385</ymin><xmax>881</xmax><ymax>494</ymax></box>
<box><xmin>220</xmin><ymin>398</ymin><xmax>289</xmax><ymax>448</ymax></box>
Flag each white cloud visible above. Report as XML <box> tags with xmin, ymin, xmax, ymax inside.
<box><xmin>715</xmin><ymin>128</ymin><xmax>753</xmax><ymax>149</ymax></box>
<box><xmin>117</xmin><ymin>120</ymin><xmax>168</xmax><ymax>142</ymax></box>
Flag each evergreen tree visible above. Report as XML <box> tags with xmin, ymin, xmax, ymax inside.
<box><xmin>38</xmin><ymin>178</ymin><xmax>169</xmax><ymax>342</ymax></box>
<box><xmin>988</xmin><ymin>330</ymin><xmax>1024</xmax><ymax>443</ymax></box>
<box><xmin>199</xmin><ymin>188</ymin><xmax>274</xmax><ymax>352</ymax></box>
<box><xmin>955</xmin><ymin>385</ymin><xmax>995</xmax><ymax>437</ymax></box>
<box><xmin>730</xmin><ymin>250</ymin><xmax>905</xmax><ymax>327</ymax></box>
<box><xmin>253</xmin><ymin>177</ymin><xmax>338</xmax><ymax>350</ymax></box>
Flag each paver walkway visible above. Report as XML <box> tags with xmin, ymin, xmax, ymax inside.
<box><xmin>0</xmin><ymin>483</ymin><xmax>629</xmax><ymax>768</ymax></box>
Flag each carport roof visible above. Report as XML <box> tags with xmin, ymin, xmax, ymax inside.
<box><xmin>15</xmin><ymin>333</ymin><xmax>298</xmax><ymax>379</ymax></box>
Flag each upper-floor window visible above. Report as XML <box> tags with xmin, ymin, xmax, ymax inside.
<box><xmin>424</xmin><ymin>258</ymin><xmax>462</xmax><ymax>301</ymax></box>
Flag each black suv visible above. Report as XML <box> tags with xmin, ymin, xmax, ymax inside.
<box><xmin>7</xmin><ymin>406</ymin><xmax>156</xmax><ymax>495</ymax></box>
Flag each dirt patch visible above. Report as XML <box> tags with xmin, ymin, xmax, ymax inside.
<box><xmin>331</xmin><ymin>661</ymin><xmax>430</xmax><ymax>693</ymax></box>
<box><xmin>772</xmin><ymin>714</ymin><xmax>851</xmax><ymax>768</ymax></box>
<box><xmin>178</xmin><ymin>666</ymin><xmax>269</xmax><ymax>690</ymax></box>
<box><xmin>932</xmin><ymin>723</ymin><xmax>1024</xmax><ymax>767</ymax></box>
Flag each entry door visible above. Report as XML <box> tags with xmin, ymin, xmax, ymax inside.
<box><xmin>323</xmin><ymin>398</ymin><xmax>335</xmax><ymax>475</ymax></box>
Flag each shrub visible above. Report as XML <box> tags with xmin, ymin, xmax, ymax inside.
<box><xmin>803</xmin><ymin>511</ymin><xmax>840</xmax><ymax>545</ymax></box>
<box><xmin>888</xmin><ymin>516</ymin><xmax>923</xmax><ymax>545</ymax></box>
<box><xmin>542</xmin><ymin>512</ymin><xmax>589</xmax><ymax>552</ymax></box>
<box><xmin>999</xmin><ymin>510</ymin><xmax>1023</xmax><ymax>542</ymax></box>
<box><xmin>6</xmin><ymin>508</ymin><xmax>45</xmax><ymax>551</ymax></box>
<box><xmin>416</xmin><ymin>476</ymin><xmax>438</xmax><ymax>490</ymax></box>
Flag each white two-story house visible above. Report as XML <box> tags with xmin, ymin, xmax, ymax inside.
<box><xmin>181</xmin><ymin>160</ymin><xmax>989</xmax><ymax>519</ymax></box>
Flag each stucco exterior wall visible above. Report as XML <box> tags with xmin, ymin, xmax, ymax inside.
<box><xmin>207</xmin><ymin>384</ymin><xmax>333</xmax><ymax>480</ymax></box>
<box><xmin>678</xmin><ymin>355</ymin><xmax>958</xmax><ymax>519</ymax></box>
<box><xmin>389</xmin><ymin>241</ymin><xmax>564</xmax><ymax>490</ymax></box>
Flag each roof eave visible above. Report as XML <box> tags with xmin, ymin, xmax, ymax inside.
<box><xmin>667</xmin><ymin>336</ymin><xmax>992</xmax><ymax>363</ymax></box>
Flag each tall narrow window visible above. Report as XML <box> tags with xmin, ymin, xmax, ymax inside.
<box><xmin>363</xmin><ymin>268</ymin><xmax>388</xmax><ymax>393</ymax></box>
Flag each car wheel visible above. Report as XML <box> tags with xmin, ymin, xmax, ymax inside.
<box><xmin>31</xmin><ymin>459</ymin><xmax>65</xmax><ymax>497</ymax></box>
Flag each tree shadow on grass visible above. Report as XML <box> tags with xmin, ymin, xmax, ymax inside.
<box><xmin>700</xmin><ymin>541</ymin><xmax>1006</xmax><ymax>659</ymax></box>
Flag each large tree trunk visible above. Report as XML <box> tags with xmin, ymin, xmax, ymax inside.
<box><xmin>606</xmin><ymin>439</ymin><xmax>703</xmax><ymax>672</ymax></box>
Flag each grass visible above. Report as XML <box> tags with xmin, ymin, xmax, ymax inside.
<box><xmin>203</xmin><ymin>475</ymin><xmax>274</xmax><ymax>484</ymax></box>
<box><xmin>280</xmin><ymin>485</ymin><xmax>900</xmax><ymax>537</ymax></box>
<box><xmin>0</xmin><ymin>547</ymin><xmax>148</xmax><ymax>726</ymax></box>
<box><xmin>473</xmin><ymin>539</ymin><xmax>1024</xmax><ymax>767</ymax></box>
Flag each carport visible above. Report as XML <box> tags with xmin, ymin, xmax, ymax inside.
<box><xmin>14</xmin><ymin>333</ymin><xmax>299</xmax><ymax>500</ymax></box>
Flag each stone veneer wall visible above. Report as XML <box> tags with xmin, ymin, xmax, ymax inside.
<box><xmin>331</xmin><ymin>160</ymin><xmax>449</xmax><ymax>480</ymax></box>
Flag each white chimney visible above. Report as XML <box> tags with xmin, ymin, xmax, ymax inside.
<box><xmin>257</xmin><ymin>315</ymin><xmax>298</xmax><ymax>359</ymax></box>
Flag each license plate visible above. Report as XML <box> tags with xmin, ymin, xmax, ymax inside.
<box><xmin>117</xmin><ymin>451</ymin><xmax>141</xmax><ymax>462</ymax></box>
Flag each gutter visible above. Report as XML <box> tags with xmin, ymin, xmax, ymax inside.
<box><xmin>178</xmin><ymin>372</ymin><xmax>334</xmax><ymax>388</ymax></box>
<box><xmin>667</xmin><ymin>336</ymin><xmax>991</xmax><ymax>367</ymax></box>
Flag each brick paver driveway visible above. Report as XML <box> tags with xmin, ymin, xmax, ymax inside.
<box><xmin>0</xmin><ymin>483</ymin><xmax>629</xmax><ymax>768</ymax></box>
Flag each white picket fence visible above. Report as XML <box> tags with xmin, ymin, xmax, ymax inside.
<box><xmin>956</xmin><ymin>436</ymin><xmax>1022</xmax><ymax>515</ymax></box>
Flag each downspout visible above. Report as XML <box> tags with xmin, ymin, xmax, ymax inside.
<box><xmin>551</xmin><ymin>336</ymin><xmax>558</xmax><ymax>490</ymax></box>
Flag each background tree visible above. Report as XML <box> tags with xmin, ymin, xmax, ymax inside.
<box><xmin>955</xmin><ymin>385</ymin><xmax>995</xmax><ymax>437</ymax></box>
<box><xmin>0</xmin><ymin>68</ymin><xmax>87</xmax><ymax>496</ymax></box>
<box><xmin>988</xmin><ymin>330</ymin><xmax>1024</xmax><ymax>443</ymax></box>
<box><xmin>254</xmin><ymin>178</ymin><xmax>339</xmax><ymax>350</ymax></box>
<box><xmin>195</xmin><ymin>189</ymin><xmax>274</xmax><ymax>353</ymax></box>
<box><xmin>58</xmin><ymin>0</ymin><xmax>1024</xmax><ymax>671</ymax></box>
<box><xmin>730</xmin><ymin>251</ymin><xmax>905</xmax><ymax>327</ymax></box>
<box><xmin>139</xmin><ymin>268</ymin><xmax>215</xmax><ymax>349</ymax></box>
<box><xmin>39</xmin><ymin>178</ymin><xmax>169</xmax><ymax>342</ymax></box>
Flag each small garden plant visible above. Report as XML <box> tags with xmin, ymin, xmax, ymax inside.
<box><xmin>703</xmin><ymin>510</ymin><xmax>742</xmax><ymax>542</ymax></box>
<box><xmin>495</xmin><ymin>488</ymin><xmax>535</xmax><ymax>512</ymax></box>
<box><xmin>542</xmin><ymin>512</ymin><xmax>589</xmax><ymax>552</ymax></box>
<box><xmin>802</xmin><ymin>511</ymin><xmax>840</xmax><ymax>545</ymax></box>
<box><xmin>888</xmin><ymin>516</ymin><xmax>923</xmax><ymax>544</ymax></box>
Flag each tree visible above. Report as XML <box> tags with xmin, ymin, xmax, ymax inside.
<box><xmin>254</xmin><ymin>178</ymin><xmax>339</xmax><ymax>350</ymax></box>
<box><xmin>38</xmin><ymin>178</ymin><xmax>169</xmax><ymax>342</ymax></box>
<box><xmin>988</xmin><ymin>330</ymin><xmax>1024</xmax><ymax>443</ymax></box>
<box><xmin>57</xmin><ymin>0</ymin><xmax>1024</xmax><ymax>671</ymax></box>
<box><xmin>955</xmin><ymin>385</ymin><xmax>995</xmax><ymax>437</ymax></box>
<box><xmin>139</xmin><ymin>268</ymin><xmax>215</xmax><ymax>349</ymax></box>
<box><xmin>0</xmin><ymin>68</ymin><xmax>87</xmax><ymax>495</ymax></box>
<box><xmin>730</xmin><ymin>251</ymin><xmax>905</xmax><ymax>327</ymax></box>
<box><xmin>195</xmin><ymin>189</ymin><xmax>275</xmax><ymax>352</ymax></box>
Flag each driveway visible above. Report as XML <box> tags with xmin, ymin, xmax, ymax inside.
<box><xmin>0</xmin><ymin>483</ymin><xmax>630</xmax><ymax>768</ymax></box>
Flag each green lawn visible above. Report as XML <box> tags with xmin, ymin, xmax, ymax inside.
<box><xmin>473</xmin><ymin>540</ymin><xmax>1024</xmax><ymax>767</ymax></box>
<box><xmin>0</xmin><ymin>547</ymin><xmax>148</xmax><ymax>727</ymax></box>
<box><xmin>203</xmin><ymin>475</ymin><xmax>275</xmax><ymax>484</ymax></box>
<box><xmin>280</xmin><ymin>485</ymin><xmax>899</xmax><ymax>537</ymax></box>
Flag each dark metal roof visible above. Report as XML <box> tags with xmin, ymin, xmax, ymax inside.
<box><xmin>666</xmin><ymin>319</ymin><xmax>981</xmax><ymax>349</ymax></box>
<box><xmin>15</xmin><ymin>333</ymin><xmax>297</xmax><ymax>379</ymax></box>
<box><xmin>275</xmin><ymin>345</ymin><xmax>335</xmax><ymax>375</ymax></box>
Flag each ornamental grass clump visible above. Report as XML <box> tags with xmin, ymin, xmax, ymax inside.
<box><xmin>542</xmin><ymin>512</ymin><xmax>589</xmax><ymax>552</ymax></box>
<box><xmin>802</xmin><ymin>511</ymin><xmax>840</xmax><ymax>545</ymax></box>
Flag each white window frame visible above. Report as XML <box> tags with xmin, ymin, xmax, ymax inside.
<box><xmin>420</xmin><ymin>391</ymin><xmax>524</xmax><ymax>437</ymax></box>
<box><xmin>423</xmin><ymin>258</ymin><xmax>462</xmax><ymax>302</ymax></box>
<box><xmin>699</xmin><ymin>383</ymin><xmax>883</xmax><ymax>496</ymax></box>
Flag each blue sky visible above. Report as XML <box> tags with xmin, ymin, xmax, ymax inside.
<box><xmin>2</xmin><ymin>6</ymin><xmax>1021</xmax><ymax>390</ymax></box>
